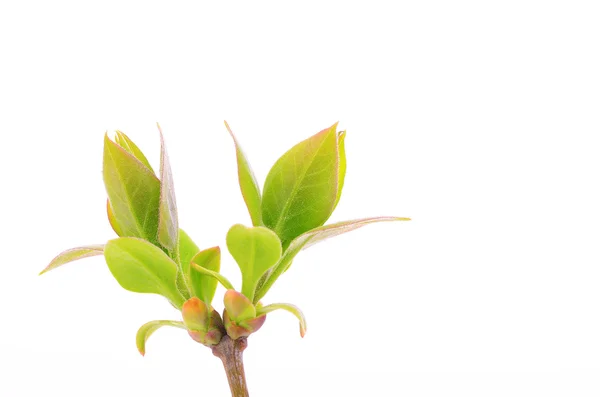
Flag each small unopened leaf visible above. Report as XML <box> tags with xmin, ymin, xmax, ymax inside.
<box><xmin>190</xmin><ymin>262</ymin><xmax>235</xmax><ymax>291</ymax></box>
<box><xmin>40</xmin><ymin>245</ymin><xmax>104</xmax><ymax>275</ymax></box>
<box><xmin>189</xmin><ymin>247</ymin><xmax>220</xmax><ymax>304</ymax></box>
<box><xmin>225</xmin><ymin>121</ymin><xmax>263</xmax><ymax>226</ymax></box>
<box><xmin>182</xmin><ymin>297</ymin><xmax>210</xmax><ymax>331</ymax></box>
<box><xmin>115</xmin><ymin>130</ymin><xmax>155</xmax><ymax>174</ymax></box>
<box><xmin>226</xmin><ymin>224</ymin><xmax>282</xmax><ymax>301</ymax></box>
<box><xmin>261</xmin><ymin>123</ymin><xmax>340</xmax><ymax>248</ymax></box>
<box><xmin>103</xmin><ymin>134</ymin><xmax>161</xmax><ymax>244</ymax></box>
<box><xmin>157</xmin><ymin>124</ymin><xmax>179</xmax><ymax>251</ymax></box>
<box><xmin>136</xmin><ymin>320</ymin><xmax>185</xmax><ymax>356</ymax></box>
<box><xmin>104</xmin><ymin>237</ymin><xmax>185</xmax><ymax>308</ymax></box>
<box><xmin>257</xmin><ymin>303</ymin><xmax>307</xmax><ymax>338</ymax></box>
<box><xmin>106</xmin><ymin>200</ymin><xmax>123</xmax><ymax>236</ymax></box>
<box><xmin>224</xmin><ymin>290</ymin><xmax>256</xmax><ymax>322</ymax></box>
<box><xmin>254</xmin><ymin>216</ymin><xmax>410</xmax><ymax>302</ymax></box>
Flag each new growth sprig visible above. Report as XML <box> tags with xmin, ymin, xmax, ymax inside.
<box><xmin>41</xmin><ymin>122</ymin><xmax>409</xmax><ymax>396</ymax></box>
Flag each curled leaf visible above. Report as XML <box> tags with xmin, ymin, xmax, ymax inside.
<box><xmin>257</xmin><ymin>303</ymin><xmax>307</xmax><ymax>338</ymax></box>
<box><xmin>114</xmin><ymin>130</ymin><xmax>155</xmax><ymax>174</ymax></box>
<box><xmin>254</xmin><ymin>216</ymin><xmax>410</xmax><ymax>302</ymax></box>
<box><xmin>190</xmin><ymin>262</ymin><xmax>235</xmax><ymax>291</ymax></box>
<box><xmin>40</xmin><ymin>245</ymin><xmax>104</xmax><ymax>275</ymax></box>
<box><xmin>136</xmin><ymin>320</ymin><xmax>186</xmax><ymax>356</ymax></box>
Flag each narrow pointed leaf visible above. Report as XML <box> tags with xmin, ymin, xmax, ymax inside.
<box><xmin>189</xmin><ymin>247</ymin><xmax>220</xmax><ymax>304</ymax></box>
<box><xmin>333</xmin><ymin>131</ymin><xmax>346</xmax><ymax>210</ymax></box>
<box><xmin>136</xmin><ymin>320</ymin><xmax>185</xmax><ymax>356</ymax></box>
<box><xmin>106</xmin><ymin>199</ymin><xmax>123</xmax><ymax>236</ymax></box>
<box><xmin>226</xmin><ymin>224</ymin><xmax>282</xmax><ymax>301</ymax></box>
<box><xmin>261</xmin><ymin>123</ymin><xmax>340</xmax><ymax>248</ymax></box>
<box><xmin>157</xmin><ymin>124</ymin><xmax>179</xmax><ymax>251</ymax></box>
<box><xmin>104</xmin><ymin>237</ymin><xmax>186</xmax><ymax>308</ymax></box>
<box><xmin>103</xmin><ymin>134</ymin><xmax>161</xmax><ymax>244</ymax></box>
<box><xmin>40</xmin><ymin>245</ymin><xmax>104</xmax><ymax>275</ymax></box>
<box><xmin>115</xmin><ymin>130</ymin><xmax>155</xmax><ymax>174</ymax></box>
<box><xmin>254</xmin><ymin>216</ymin><xmax>410</xmax><ymax>302</ymax></box>
<box><xmin>190</xmin><ymin>262</ymin><xmax>235</xmax><ymax>291</ymax></box>
<box><xmin>224</xmin><ymin>290</ymin><xmax>256</xmax><ymax>322</ymax></box>
<box><xmin>225</xmin><ymin>121</ymin><xmax>263</xmax><ymax>226</ymax></box>
<box><xmin>257</xmin><ymin>303</ymin><xmax>307</xmax><ymax>337</ymax></box>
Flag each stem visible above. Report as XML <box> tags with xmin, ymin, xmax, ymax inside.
<box><xmin>212</xmin><ymin>336</ymin><xmax>249</xmax><ymax>397</ymax></box>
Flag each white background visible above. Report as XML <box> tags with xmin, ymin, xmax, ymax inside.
<box><xmin>1</xmin><ymin>1</ymin><xmax>599</xmax><ymax>396</ymax></box>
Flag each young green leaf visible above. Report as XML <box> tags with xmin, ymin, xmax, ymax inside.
<box><xmin>257</xmin><ymin>303</ymin><xmax>307</xmax><ymax>338</ymax></box>
<box><xmin>333</xmin><ymin>131</ymin><xmax>346</xmax><ymax>210</ymax></box>
<box><xmin>136</xmin><ymin>320</ymin><xmax>186</xmax><ymax>356</ymax></box>
<box><xmin>178</xmin><ymin>228</ymin><xmax>199</xmax><ymax>286</ymax></box>
<box><xmin>39</xmin><ymin>245</ymin><xmax>105</xmax><ymax>275</ymax></box>
<box><xmin>104</xmin><ymin>237</ymin><xmax>186</xmax><ymax>308</ymax></box>
<box><xmin>103</xmin><ymin>134</ymin><xmax>161</xmax><ymax>244</ymax></box>
<box><xmin>254</xmin><ymin>216</ymin><xmax>410</xmax><ymax>302</ymax></box>
<box><xmin>225</xmin><ymin>121</ymin><xmax>263</xmax><ymax>226</ymax></box>
<box><xmin>261</xmin><ymin>123</ymin><xmax>340</xmax><ymax>248</ymax></box>
<box><xmin>157</xmin><ymin>124</ymin><xmax>179</xmax><ymax>251</ymax></box>
<box><xmin>114</xmin><ymin>130</ymin><xmax>155</xmax><ymax>174</ymax></box>
<box><xmin>188</xmin><ymin>247</ymin><xmax>220</xmax><ymax>304</ymax></box>
<box><xmin>182</xmin><ymin>297</ymin><xmax>210</xmax><ymax>331</ymax></box>
<box><xmin>190</xmin><ymin>262</ymin><xmax>235</xmax><ymax>291</ymax></box>
<box><xmin>226</xmin><ymin>224</ymin><xmax>282</xmax><ymax>301</ymax></box>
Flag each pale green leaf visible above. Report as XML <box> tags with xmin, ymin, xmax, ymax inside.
<box><xmin>226</xmin><ymin>224</ymin><xmax>282</xmax><ymax>301</ymax></box>
<box><xmin>333</xmin><ymin>131</ymin><xmax>346</xmax><ymax>210</ymax></box>
<box><xmin>104</xmin><ymin>237</ymin><xmax>186</xmax><ymax>308</ymax></box>
<box><xmin>115</xmin><ymin>130</ymin><xmax>155</xmax><ymax>174</ymax></box>
<box><xmin>225</xmin><ymin>121</ymin><xmax>263</xmax><ymax>226</ymax></box>
<box><xmin>261</xmin><ymin>123</ymin><xmax>340</xmax><ymax>248</ymax></box>
<box><xmin>190</xmin><ymin>262</ymin><xmax>235</xmax><ymax>291</ymax></box>
<box><xmin>103</xmin><ymin>134</ymin><xmax>161</xmax><ymax>244</ymax></box>
<box><xmin>157</xmin><ymin>124</ymin><xmax>179</xmax><ymax>251</ymax></box>
<box><xmin>189</xmin><ymin>247</ymin><xmax>220</xmax><ymax>304</ymax></box>
<box><xmin>40</xmin><ymin>245</ymin><xmax>104</xmax><ymax>275</ymax></box>
<box><xmin>224</xmin><ymin>290</ymin><xmax>256</xmax><ymax>323</ymax></box>
<box><xmin>257</xmin><ymin>303</ymin><xmax>307</xmax><ymax>337</ymax></box>
<box><xmin>136</xmin><ymin>320</ymin><xmax>186</xmax><ymax>356</ymax></box>
<box><xmin>254</xmin><ymin>216</ymin><xmax>410</xmax><ymax>302</ymax></box>
<box><xmin>176</xmin><ymin>229</ymin><xmax>199</xmax><ymax>298</ymax></box>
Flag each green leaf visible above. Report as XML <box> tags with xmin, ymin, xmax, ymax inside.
<box><xmin>115</xmin><ymin>130</ymin><xmax>155</xmax><ymax>174</ymax></box>
<box><xmin>136</xmin><ymin>320</ymin><xmax>186</xmax><ymax>356</ymax></box>
<box><xmin>103</xmin><ymin>134</ymin><xmax>161</xmax><ymax>244</ymax></box>
<box><xmin>257</xmin><ymin>303</ymin><xmax>307</xmax><ymax>338</ymax></box>
<box><xmin>261</xmin><ymin>123</ymin><xmax>340</xmax><ymax>248</ymax></box>
<box><xmin>254</xmin><ymin>216</ymin><xmax>410</xmax><ymax>302</ymax></box>
<box><xmin>225</xmin><ymin>121</ymin><xmax>263</xmax><ymax>226</ymax></box>
<box><xmin>188</xmin><ymin>247</ymin><xmax>220</xmax><ymax>304</ymax></box>
<box><xmin>178</xmin><ymin>229</ymin><xmax>200</xmax><ymax>273</ymax></box>
<box><xmin>333</xmin><ymin>131</ymin><xmax>346</xmax><ymax>210</ymax></box>
<box><xmin>190</xmin><ymin>262</ymin><xmax>235</xmax><ymax>291</ymax></box>
<box><xmin>226</xmin><ymin>224</ymin><xmax>282</xmax><ymax>301</ymax></box>
<box><xmin>182</xmin><ymin>297</ymin><xmax>210</xmax><ymax>331</ymax></box>
<box><xmin>40</xmin><ymin>245</ymin><xmax>104</xmax><ymax>275</ymax></box>
<box><xmin>104</xmin><ymin>237</ymin><xmax>186</xmax><ymax>308</ymax></box>
<box><xmin>157</xmin><ymin>124</ymin><xmax>179</xmax><ymax>251</ymax></box>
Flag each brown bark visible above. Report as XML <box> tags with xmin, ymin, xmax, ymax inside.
<box><xmin>212</xmin><ymin>336</ymin><xmax>249</xmax><ymax>397</ymax></box>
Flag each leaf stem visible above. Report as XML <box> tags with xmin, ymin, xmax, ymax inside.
<box><xmin>212</xmin><ymin>336</ymin><xmax>250</xmax><ymax>397</ymax></box>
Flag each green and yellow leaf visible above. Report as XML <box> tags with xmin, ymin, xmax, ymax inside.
<box><xmin>136</xmin><ymin>320</ymin><xmax>186</xmax><ymax>356</ymax></box>
<box><xmin>40</xmin><ymin>245</ymin><xmax>104</xmax><ymax>275</ymax></box>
